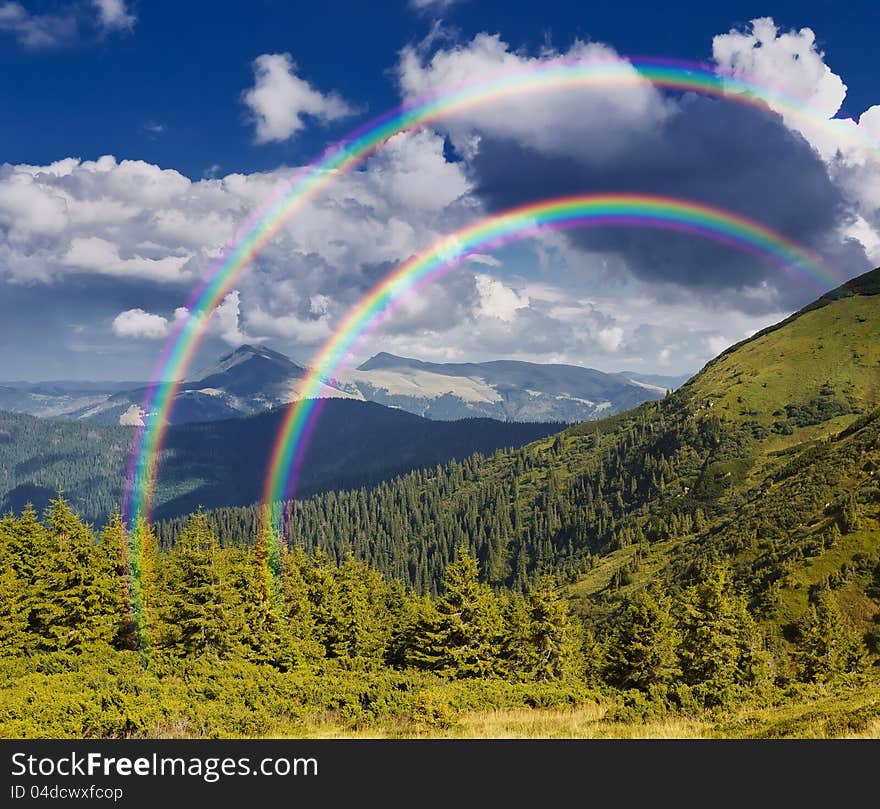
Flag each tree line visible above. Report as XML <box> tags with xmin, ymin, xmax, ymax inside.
<box><xmin>0</xmin><ymin>497</ymin><xmax>866</xmax><ymax>706</ymax></box>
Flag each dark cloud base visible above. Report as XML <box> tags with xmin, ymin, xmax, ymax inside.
<box><xmin>469</xmin><ymin>96</ymin><xmax>870</xmax><ymax>310</ymax></box>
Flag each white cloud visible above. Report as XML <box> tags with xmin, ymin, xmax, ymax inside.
<box><xmin>112</xmin><ymin>309</ymin><xmax>173</xmax><ymax>340</ymax></box>
<box><xmin>467</xmin><ymin>253</ymin><xmax>502</xmax><ymax>267</ymax></box>
<box><xmin>713</xmin><ymin>18</ymin><xmax>846</xmax><ymax>121</ymax></box>
<box><xmin>409</xmin><ymin>0</ymin><xmax>463</xmax><ymax>12</ymax></box>
<box><xmin>0</xmin><ymin>134</ymin><xmax>472</xmax><ymax>297</ymax></box>
<box><xmin>0</xmin><ymin>0</ymin><xmax>134</xmax><ymax>47</ymax></box>
<box><xmin>5</xmin><ymin>18</ymin><xmax>878</xmax><ymax>379</ymax></box>
<box><xmin>705</xmin><ymin>334</ymin><xmax>731</xmax><ymax>356</ymax></box>
<box><xmin>212</xmin><ymin>290</ymin><xmax>249</xmax><ymax>346</ymax></box>
<box><xmin>474</xmin><ymin>274</ymin><xmax>529</xmax><ymax>322</ymax></box>
<box><xmin>112</xmin><ymin>293</ymin><xmax>251</xmax><ymax>346</ymax></box>
<box><xmin>0</xmin><ymin>2</ymin><xmax>75</xmax><ymax>47</ymax></box>
<box><xmin>242</xmin><ymin>53</ymin><xmax>353</xmax><ymax>143</ymax></box>
<box><xmin>597</xmin><ymin>326</ymin><xmax>624</xmax><ymax>352</ymax></box>
<box><xmin>92</xmin><ymin>0</ymin><xmax>135</xmax><ymax>31</ymax></box>
<box><xmin>63</xmin><ymin>237</ymin><xmax>191</xmax><ymax>282</ymax></box>
<box><xmin>712</xmin><ymin>17</ymin><xmax>880</xmax><ymax>256</ymax></box>
<box><xmin>397</xmin><ymin>33</ymin><xmax>670</xmax><ymax>163</ymax></box>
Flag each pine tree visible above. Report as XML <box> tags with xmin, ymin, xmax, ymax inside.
<box><xmin>387</xmin><ymin>592</ymin><xmax>442</xmax><ymax>671</ymax></box>
<box><xmin>606</xmin><ymin>584</ymin><xmax>680</xmax><ymax>691</ymax></box>
<box><xmin>323</xmin><ymin>557</ymin><xmax>389</xmax><ymax>667</ymax></box>
<box><xmin>841</xmin><ymin>494</ymin><xmax>862</xmax><ymax>533</ymax></box>
<box><xmin>520</xmin><ymin>576</ymin><xmax>582</xmax><ymax>681</ymax></box>
<box><xmin>796</xmin><ymin>589</ymin><xmax>864</xmax><ymax>682</ymax></box>
<box><xmin>0</xmin><ymin>515</ymin><xmax>27</xmax><ymax>657</ymax></box>
<box><xmin>163</xmin><ymin>510</ymin><xmax>228</xmax><ymax>658</ymax></box>
<box><xmin>278</xmin><ymin>544</ymin><xmax>324</xmax><ymax>665</ymax></box>
<box><xmin>97</xmin><ymin>511</ymin><xmax>136</xmax><ymax>651</ymax></box>
<box><xmin>416</xmin><ymin>546</ymin><xmax>504</xmax><ymax>678</ymax></box>
<box><xmin>30</xmin><ymin>496</ymin><xmax>115</xmax><ymax>654</ymax></box>
<box><xmin>499</xmin><ymin>591</ymin><xmax>533</xmax><ymax>680</ymax></box>
<box><xmin>130</xmin><ymin>517</ymin><xmax>160</xmax><ymax>653</ymax></box>
<box><xmin>677</xmin><ymin>565</ymin><xmax>741</xmax><ymax>703</ymax></box>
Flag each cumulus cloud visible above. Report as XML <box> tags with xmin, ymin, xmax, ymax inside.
<box><xmin>712</xmin><ymin>18</ymin><xmax>880</xmax><ymax>257</ymax></box>
<box><xmin>398</xmin><ymin>31</ymin><xmax>872</xmax><ymax>311</ymax></box>
<box><xmin>112</xmin><ymin>293</ymin><xmax>251</xmax><ymax>346</ymax></box>
<box><xmin>398</xmin><ymin>33</ymin><xmax>670</xmax><ymax>164</ymax></box>
<box><xmin>0</xmin><ymin>147</ymin><xmax>464</xmax><ymax>287</ymax></box>
<box><xmin>474</xmin><ymin>273</ymin><xmax>529</xmax><ymax>321</ymax></box>
<box><xmin>0</xmin><ymin>0</ymin><xmax>134</xmax><ymax>48</ymax></box>
<box><xmin>713</xmin><ymin>18</ymin><xmax>846</xmax><ymax>121</ymax></box>
<box><xmin>243</xmin><ymin>53</ymin><xmax>354</xmax><ymax>143</ymax></box>
<box><xmin>0</xmin><ymin>132</ymin><xmax>475</xmax><ymax>364</ymax></box>
<box><xmin>212</xmin><ymin>290</ymin><xmax>249</xmax><ymax>346</ymax></box>
<box><xmin>92</xmin><ymin>0</ymin><xmax>135</xmax><ymax>31</ymax></box>
<box><xmin>5</xmin><ymin>18</ymin><xmax>879</xmax><ymax>380</ymax></box>
<box><xmin>112</xmin><ymin>308</ymin><xmax>176</xmax><ymax>340</ymax></box>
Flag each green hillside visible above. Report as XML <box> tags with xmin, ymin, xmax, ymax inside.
<box><xmin>167</xmin><ymin>268</ymin><xmax>880</xmax><ymax>654</ymax></box>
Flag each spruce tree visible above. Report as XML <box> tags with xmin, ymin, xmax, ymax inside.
<box><xmin>279</xmin><ymin>544</ymin><xmax>324</xmax><ymax>665</ymax></box>
<box><xmin>0</xmin><ymin>516</ymin><xmax>27</xmax><ymax>657</ymax></box>
<box><xmin>130</xmin><ymin>517</ymin><xmax>160</xmax><ymax>653</ymax></box>
<box><xmin>428</xmin><ymin>546</ymin><xmax>504</xmax><ymax>678</ymax></box>
<box><xmin>97</xmin><ymin>511</ymin><xmax>136</xmax><ymax>651</ymax></box>
<box><xmin>796</xmin><ymin>589</ymin><xmax>864</xmax><ymax>682</ymax></box>
<box><xmin>521</xmin><ymin>576</ymin><xmax>582</xmax><ymax>681</ymax></box>
<box><xmin>606</xmin><ymin>584</ymin><xmax>680</xmax><ymax>691</ymax></box>
<box><xmin>163</xmin><ymin>510</ymin><xmax>228</xmax><ymax>658</ymax></box>
<box><xmin>677</xmin><ymin>565</ymin><xmax>741</xmax><ymax>703</ymax></box>
<box><xmin>30</xmin><ymin>496</ymin><xmax>113</xmax><ymax>654</ymax></box>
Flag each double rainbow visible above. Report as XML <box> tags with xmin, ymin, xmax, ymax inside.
<box><xmin>124</xmin><ymin>54</ymin><xmax>870</xmax><ymax>529</ymax></box>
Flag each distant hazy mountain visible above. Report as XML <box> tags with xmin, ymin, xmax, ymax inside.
<box><xmin>618</xmin><ymin>371</ymin><xmax>694</xmax><ymax>390</ymax></box>
<box><xmin>0</xmin><ymin>380</ymin><xmax>147</xmax><ymax>419</ymax></box>
<box><xmin>2</xmin><ymin>345</ymin><xmax>687</xmax><ymax>426</ymax></box>
<box><xmin>344</xmin><ymin>352</ymin><xmax>670</xmax><ymax>422</ymax></box>
<box><xmin>74</xmin><ymin>345</ymin><xmax>357</xmax><ymax>426</ymax></box>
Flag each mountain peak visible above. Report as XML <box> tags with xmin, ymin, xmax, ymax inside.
<box><xmin>357</xmin><ymin>352</ymin><xmax>413</xmax><ymax>371</ymax></box>
<box><xmin>219</xmin><ymin>344</ymin><xmax>292</xmax><ymax>364</ymax></box>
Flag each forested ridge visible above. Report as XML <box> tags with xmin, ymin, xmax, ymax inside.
<box><xmin>0</xmin><ymin>400</ymin><xmax>562</xmax><ymax>523</ymax></box>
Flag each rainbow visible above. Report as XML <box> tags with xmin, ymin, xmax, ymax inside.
<box><xmin>123</xmin><ymin>54</ymin><xmax>873</xmax><ymax>529</ymax></box>
<box><xmin>261</xmin><ymin>193</ymin><xmax>841</xmax><ymax>519</ymax></box>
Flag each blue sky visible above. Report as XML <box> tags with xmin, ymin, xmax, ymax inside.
<box><xmin>0</xmin><ymin>0</ymin><xmax>878</xmax><ymax>380</ymax></box>
<box><xmin>3</xmin><ymin>0</ymin><xmax>877</xmax><ymax>178</ymax></box>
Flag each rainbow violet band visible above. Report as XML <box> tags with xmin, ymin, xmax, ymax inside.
<box><xmin>260</xmin><ymin>193</ymin><xmax>841</xmax><ymax>524</ymax></box>
<box><xmin>123</xmin><ymin>55</ymin><xmax>872</xmax><ymax>529</ymax></box>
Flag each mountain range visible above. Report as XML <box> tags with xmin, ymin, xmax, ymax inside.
<box><xmin>0</xmin><ymin>346</ymin><xmax>687</xmax><ymax>426</ymax></box>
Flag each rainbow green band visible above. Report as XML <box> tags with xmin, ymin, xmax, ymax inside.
<box><xmin>261</xmin><ymin>193</ymin><xmax>840</xmax><ymax>519</ymax></box>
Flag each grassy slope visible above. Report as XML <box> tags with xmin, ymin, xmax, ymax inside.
<box><xmin>272</xmin><ymin>690</ymin><xmax>880</xmax><ymax>738</ymax></box>
<box><xmin>561</xmin><ymin>268</ymin><xmax>880</xmax><ymax>645</ymax></box>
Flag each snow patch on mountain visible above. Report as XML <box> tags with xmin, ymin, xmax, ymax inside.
<box><xmin>346</xmin><ymin>369</ymin><xmax>503</xmax><ymax>404</ymax></box>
